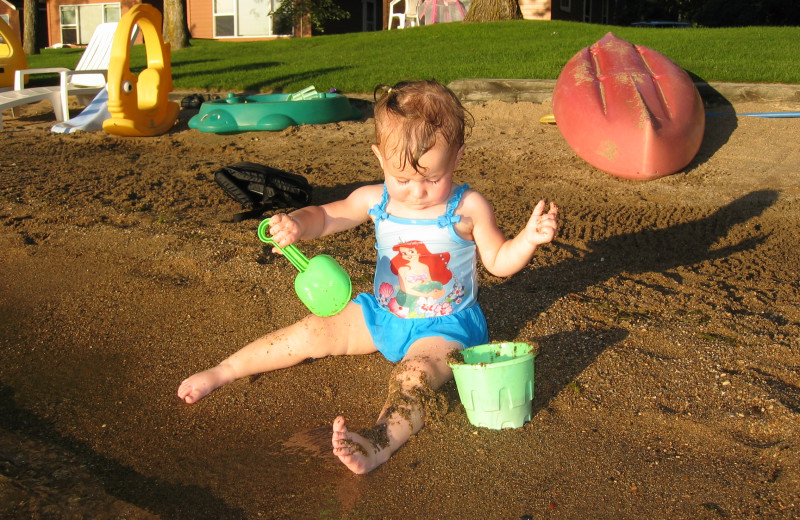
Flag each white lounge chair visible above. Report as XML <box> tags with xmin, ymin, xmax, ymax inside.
<box><xmin>0</xmin><ymin>87</ymin><xmax>65</xmax><ymax>129</ymax></box>
<box><xmin>388</xmin><ymin>0</ymin><xmax>420</xmax><ymax>29</ymax></box>
<box><xmin>12</xmin><ymin>22</ymin><xmax>122</xmax><ymax>122</ymax></box>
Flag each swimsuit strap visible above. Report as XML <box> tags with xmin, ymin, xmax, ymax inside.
<box><xmin>368</xmin><ymin>183</ymin><xmax>469</xmax><ymax>227</ymax></box>
<box><xmin>437</xmin><ymin>184</ymin><xmax>469</xmax><ymax>228</ymax></box>
<box><xmin>367</xmin><ymin>183</ymin><xmax>391</xmax><ymax>222</ymax></box>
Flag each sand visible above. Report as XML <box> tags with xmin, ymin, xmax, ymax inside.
<box><xmin>1</xmin><ymin>93</ymin><xmax>799</xmax><ymax>519</ymax></box>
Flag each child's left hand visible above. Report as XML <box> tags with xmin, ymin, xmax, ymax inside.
<box><xmin>524</xmin><ymin>200</ymin><xmax>559</xmax><ymax>246</ymax></box>
<box><xmin>268</xmin><ymin>213</ymin><xmax>302</xmax><ymax>250</ymax></box>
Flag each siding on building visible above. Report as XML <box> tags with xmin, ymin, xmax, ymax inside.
<box><xmin>520</xmin><ymin>0</ymin><xmax>552</xmax><ymax>20</ymax></box>
<box><xmin>46</xmin><ymin>0</ymin><xmax>149</xmax><ymax>47</ymax></box>
<box><xmin>186</xmin><ymin>0</ymin><xmax>212</xmax><ymax>39</ymax></box>
<box><xmin>1</xmin><ymin>0</ymin><xmax>22</xmax><ymax>38</ymax></box>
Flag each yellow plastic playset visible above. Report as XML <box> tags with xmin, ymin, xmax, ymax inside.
<box><xmin>103</xmin><ymin>4</ymin><xmax>179</xmax><ymax>136</ymax></box>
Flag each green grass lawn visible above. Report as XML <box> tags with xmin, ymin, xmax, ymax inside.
<box><xmin>26</xmin><ymin>20</ymin><xmax>800</xmax><ymax>94</ymax></box>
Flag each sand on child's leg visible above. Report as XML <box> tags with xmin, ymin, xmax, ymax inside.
<box><xmin>331</xmin><ymin>337</ymin><xmax>459</xmax><ymax>474</ymax></box>
<box><xmin>331</xmin><ymin>416</ymin><xmax>391</xmax><ymax>474</ymax></box>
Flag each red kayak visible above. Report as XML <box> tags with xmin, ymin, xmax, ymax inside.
<box><xmin>553</xmin><ymin>32</ymin><xmax>705</xmax><ymax>180</ymax></box>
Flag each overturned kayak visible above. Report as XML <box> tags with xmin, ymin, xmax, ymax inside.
<box><xmin>553</xmin><ymin>32</ymin><xmax>705</xmax><ymax>180</ymax></box>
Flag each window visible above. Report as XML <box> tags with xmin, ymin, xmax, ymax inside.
<box><xmin>560</xmin><ymin>0</ymin><xmax>570</xmax><ymax>13</ymax></box>
<box><xmin>214</xmin><ymin>0</ymin><xmax>290</xmax><ymax>38</ymax></box>
<box><xmin>60</xmin><ymin>3</ymin><xmax>120</xmax><ymax>45</ymax></box>
<box><xmin>105</xmin><ymin>4</ymin><xmax>121</xmax><ymax>23</ymax></box>
<box><xmin>60</xmin><ymin>6</ymin><xmax>77</xmax><ymax>45</ymax></box>
<box><xmin>0</xmin><ymin>14</ymin><xmax>8</xmax><ymax>45</ymax></box>
<box><xmin>214</xmin><ymin>0</ymin><xmax>235</xmax><ymax>36</ymax></box>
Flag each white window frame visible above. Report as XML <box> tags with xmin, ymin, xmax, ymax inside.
<box><xmin>213</xmin><ymin>0</ymin><xmax>290</xmax><ymax>38</ymax></box>
<box><xmin>583</xmin><ymin>0</ymin><xmax>591</xmax><ymax>22</ymax></box>
<box><xmin>560</xmin><ymin>0</ymin><xmax>571</xmax><ymax>13</ymax></box>
<box><xmin>59</xmin><ymin>5</ymin><xmax>77</xmax><ymax>44</ymax></box>
<box><xmin>213</xmin><ymin>0</ymin><xmax>235</xmax><ymax>38</ymax></box>
<box><xmin>59</xmin><ymin>2</ymin><xmax>120</xmax><ymax>45</ymax></box>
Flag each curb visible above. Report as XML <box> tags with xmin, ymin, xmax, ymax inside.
<box><xmin>447</xmin><ymin>79</ymin><xmax>800</xmax><ymax>106</ymax></box>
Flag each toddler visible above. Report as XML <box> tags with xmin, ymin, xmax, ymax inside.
<box><xmin>177</xmin><ymin>79</ymin><xmax>558</xmax><ymax>474</ymax></box>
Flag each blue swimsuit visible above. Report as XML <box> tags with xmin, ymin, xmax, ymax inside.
<box><xmin>352</xmin><ymin>184</ymin><xmax>489</xmax><ymax>362</ymax></box>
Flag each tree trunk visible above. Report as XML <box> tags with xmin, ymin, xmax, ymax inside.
<box><xmin>23</xmin><ymin>0</ymin><xmax>39</xmax><ymax>55</ymax></box>
<box><xmin>294</xmin><ymin>14</ymin><xmax>312</xmax><ymax>37</ymax></box>
<box><xmin>464</xmin><ymin>0</ymin><xmax>521</xmax><ymax>22</ymax></box>
<box><xmin>163</xmin><ymin>0</ymin><xmax>191</xmax><ymax>50</ymax></box>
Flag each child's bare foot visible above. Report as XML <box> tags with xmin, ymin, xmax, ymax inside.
<box><xmin>177</xmin><ymin>365</ymin><xmax>234</xmax><ymax>404</ymax></box>
<box><xmin>331</xmin><ymin>416</ymin><xmax>389</xmax><ymax>474</ymax></box>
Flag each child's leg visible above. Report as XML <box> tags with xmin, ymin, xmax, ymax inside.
<box><xmin>331</xmin><ymin>336</ymin><xmax>460</xmax><ymax>474</ymax></box>
<box><xmin>178</xmin><ymin>302</ymin><xmax>375</xmax><ymax>404</ymax></box>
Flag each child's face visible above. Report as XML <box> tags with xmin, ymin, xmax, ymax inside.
<box><xmin>372</xmin><ymin>134</ymin><xmax>464</xmax><ymax>212</ymax></box>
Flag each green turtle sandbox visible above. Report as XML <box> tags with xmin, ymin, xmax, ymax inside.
<box><xmin>188</xmin><ymin>86</ymin><xmax>361</xmax><ymax>133</ymax></box>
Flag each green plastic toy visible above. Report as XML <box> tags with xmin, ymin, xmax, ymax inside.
<box><xmin>257</xmin><ymin>218</ymin><xmax>352</xmax><ymax>317</ymax></box>
<box><xmin>448</xmin><ymin>342</ymin><xmax>536</xmax><ymax>429</ymax></box>
<box><xmin>188</xmin><ymin>86</ymin><xmax>361</xmax><ymax>133</ymax></box>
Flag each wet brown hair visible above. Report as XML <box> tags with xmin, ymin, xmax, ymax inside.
<box><xmin>373</xmin><ymin>79</ymin><xmax>472</xmax><ymax>174</ymax></box>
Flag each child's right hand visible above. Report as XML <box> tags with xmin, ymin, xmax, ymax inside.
<box><xmin>268</xmin><ymin>213</ymin><xmax>302</xmax><ymax>250</ymax></box>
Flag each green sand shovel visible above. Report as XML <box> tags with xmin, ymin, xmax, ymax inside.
<box><xmin>257</xmin><ymin>218</ymin><xmax>352</xmax><ymax>317</ymax></box>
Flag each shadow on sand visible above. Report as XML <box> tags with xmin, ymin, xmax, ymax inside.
<box><xmin>0</xmin><ymin>383</ymin><xmax>246</xmax><ymax>520</ymax></box>
<box><xmin>480</xmin><ymin>189</ymin><xmax>779</xmax><ymax>411</ymax></box>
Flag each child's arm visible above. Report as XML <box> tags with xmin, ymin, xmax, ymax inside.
<box><xmin>267</xmin><ymin>184</ymin><xmax>382</xmax><ymax>248</ymax></box>
<box><xmin>467</xmin><ymin>195</ymin><xmax>558</xmax><ymax>278</ymax></box>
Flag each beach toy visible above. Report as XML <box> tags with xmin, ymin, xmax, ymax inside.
<box><xmin>188</xmin><ymin>86</ymin><xmax>361</xmax><ymax>133</ymax></box>
<box><xmin>706</xmin><ymin>111</ymin><xmax>800</xmax><ymax>118</ymax></box>
<box><xmin>0</xmin><ymin>17</ymin><xmax>28</xmax><ymax>89</ymax></box>
<box><xmin>553</xmin><ymin>32</ymin><xmax>705</xmax><ymax>180</ymax></box>
<box><xmin>448</xmin><ymin>342</ymin><xmax>536</xmax><ymax>429</ymax></box>
<box><xmin>539</xmin><ymin>114</ymin><xmax>556</xmax><ymax>125</ymax></box>
<box><xmin>103</xmin><ymin>4</ymin><xmax>179</xmax><ymax>136</ymax></box>
<box><xmin>257</xmin><ymin>218</ymin><xmax>352</xmax><ymax>317</ymax></box>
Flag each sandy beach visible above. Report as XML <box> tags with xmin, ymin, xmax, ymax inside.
<box><xmin>1</xmin><ymin>91</ymin><xmax>799</xmax><ymax>519</ymax></box>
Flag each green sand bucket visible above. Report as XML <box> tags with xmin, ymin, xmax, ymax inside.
<box><xmin>448</xmin><ymin>342</ymin><xmax>536</xmax><ymax>429</ymax></box>
<box><xmin>257</xmin><ymin>218</ymin><xmax>352</xmax><ymax>317</ymax></box>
